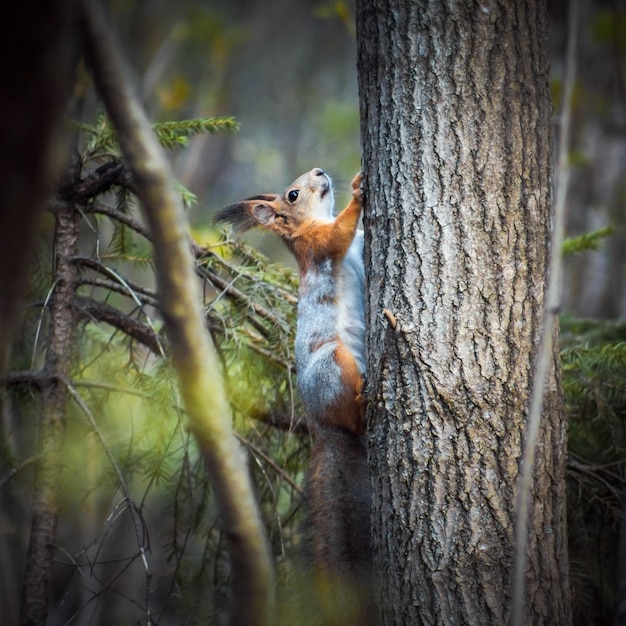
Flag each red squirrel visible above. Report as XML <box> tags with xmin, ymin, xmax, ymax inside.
<box><xmin>216</xmin><ymin>168</ymin><xmax>371</xmax><ymax>622</ymax></box>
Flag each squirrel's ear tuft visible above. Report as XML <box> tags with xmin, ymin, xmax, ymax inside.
<box><xmin>214</xmin><ymin>194</ymin><xmax>280</xmax><ymax>231</ymax></box>
<box><xmin>214</xmin><ymin>202</ymin><xmax>255</xmax><ymax>230</ymax></box>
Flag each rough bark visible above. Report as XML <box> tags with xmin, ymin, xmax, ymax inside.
<box><xmin>19</xmin><ymin>201</ymin><xmax>80</xmax><ymax>626</ymax></box>
<box><xmin>356</xmin><ymin>1</ymin><xmax>571</xmax><ymax>624</ymax></box>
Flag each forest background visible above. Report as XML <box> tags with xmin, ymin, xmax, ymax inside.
<box><xmin>1</xmin><ymin>0</ymin><xmax>625</xmax><ymax>624</ymax></box>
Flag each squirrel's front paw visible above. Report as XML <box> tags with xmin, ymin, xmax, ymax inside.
<box><xmin>351</xmin><ymin>171</ymin><xmax>364</xmax><ymax>203</ymax></box>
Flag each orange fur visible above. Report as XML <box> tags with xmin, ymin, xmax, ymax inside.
<box><xmin>318</xmin><ymin>342</ymin><xmax>365</xmax><ymax>435</ymax></box>
<box><xmin>290</xmin><ymin>193</ymin><xmax>364</xmax><ymax>268</ymax></box>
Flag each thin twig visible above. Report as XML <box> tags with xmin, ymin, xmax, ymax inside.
<box><xmin>63</xmin><ymin>377</ymin><xmax>153</xmax><ymax>622</ymax></box>
<box><xmin>71</xmin><ymin>255</ymin><xmax>166</xmax><ymax>357</ymax></box>
<box><xmin>236</xmin><ymin>433</ymin><xmax>303</xmax><ymax>494</ymax></box>
<box><xmin>71</xmin><ymin>256</ymin><xmax>156</xmax><ymax>300</ymax></box>
<box><xmin>85</xmin><ymin>202</ymin><xmax>152</xmax><ymax>241</ymax></box>
<box><xmin>0</xmin><ymin>456</ymin><xmax>38</xmax><ymax>489</ymax></box>
<box><xmin>197</xmin><ymin>263</ymin><xmax>291</xmax><ymax>333</ymax></box>
<box><xmin>199</xmin><ymin>246</ymin><xmax>298</xmax><ymax>305</ymax></box>
<box><xmin>75</xmin><ymin>276</ymin><xmax>159</xmax><ymax>307</ymax></box>
<box><xmin>31</xmin><ymin>279</ymin><xmax>57</xmax><ymax>369</ymax></box>
<box><xmin>511</xmin><ymin>1</ymin><xmax>579</xmax><ymax>624</ymax></box>
<box><xmin>74</xmin><ymin>296</ymin><xmax>163</xmax><ymax>355</ymax></box>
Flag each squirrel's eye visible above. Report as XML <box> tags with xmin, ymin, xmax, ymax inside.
<box><xmin>287</xmin><ymin>189</ymin><xmax>299</xmax><ymax>203</ymax></box>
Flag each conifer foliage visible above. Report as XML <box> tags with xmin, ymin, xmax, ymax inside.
<box><xmin>1</xmin><ymin>113</ymin><xmax>305</xmax><ymax>624</ymax></box>
<box><xmin>561</xmin><ymin>312</ymin><xmax>626</xmax><ymax>624</ymax></box>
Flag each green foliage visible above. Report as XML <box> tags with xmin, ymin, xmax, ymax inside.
<box><xmin>562</xmin><ymin>225</ymin><xmax>614</xmax><ymax>257</ymax></box>
<box><xmin>314</xmin><ymin>0</ymin><xmax>356</xmax><ymax>34</ymax></box>
<box><xmin>561</xmin><ymin>313</ymin><xmax>626</xmax><ymax>624</ymax></box>
<box><xmin>76</xmin><ymin>112</ymin><xmax>238</xmax><ymax>157</ymax></box>
<box><xmin>152</xmin><ymin>117</ymin><xmax>239</xmax><ymax>149</ymax></box>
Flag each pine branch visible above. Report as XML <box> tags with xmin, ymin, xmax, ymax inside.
<box><xmin>58</xmin><ymin>160</ymin><xmax>125</xmax><ymax>202</ymax></box>
<box><xmin>152</xmin><ymin>117</ymin><xmax>239</xmax><ymax>149</ymax></box>
<box><xmin>0</xmin><ymin>369</ymin><xmax>48</xmax><ymax>389</ymax></box>
<box><xmin>71</xmin><ymin>256</ymin><xmax>157</xmax><ymax>301</ymax></box>
<box><xmin>75</xmin><ymin>276</ymin><xmax>159</xmax><ymax>307</ymax></box>
<box><xmin>196</xmin><ymin>259</ymin><xmax>290</xmax><ymax>331</ymax></box>
<box><xmin>562</xmin><ymin>225</ymin><xmax>614</xmax><ymax>256</ymax></box>
<box><xmin>85</xmin><ymin>202</ymin><xmax>152</xmax><ymax>240</ymax></box>
<box><xmin>63</xmin><ymin>378</ymin><xmax>153</xmax><ymax>618</ymax></box>
<box><xmin>74</xmin><ymin>296</ymin><xmax>164</xmax><ymax>355</ymax></box>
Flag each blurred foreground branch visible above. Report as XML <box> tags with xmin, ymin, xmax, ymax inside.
<box><xmin>79</xmin><ymin>2</ymin><xmax>275</xmax><ymax>625</ymax></box>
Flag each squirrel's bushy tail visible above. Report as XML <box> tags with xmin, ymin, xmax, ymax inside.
<box><xmin>298</xmin><ymin>424</ymin><xmax>373</xmax><ymax>625</ymax></box>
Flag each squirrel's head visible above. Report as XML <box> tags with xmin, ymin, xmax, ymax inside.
<box><xmin>215</xmin><ymin>168</ymin><xmax>335</xmax><ymax>241</ymax></box>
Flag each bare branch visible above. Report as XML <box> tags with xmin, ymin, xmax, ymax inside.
<box><xmin>75</xmin><ymin>276</ymin><xmax>159</xmax><ymax>307</ymax></box>
<box><xmin>71</xmin><ymin>256</ymin><xmax>156</xmax><ymax>300</ymax></box>
<box><xmin>74</xmin><ymin>296</ymin><xmax>162</xmax><ymax>354</ymax></box>
<box><xmin>63</xmin><ymin>378</ymin><xmax>152</xmax><ymax>620</ymax></box>
<box><xmin>0</xmin><ymin>370</ymin><xmax>47</xmax><ymax>389</ymax></box>
<box><xmin>84</xmin><ymin>201</ymin><xmax>152</xmax><ymax>240</ymax></box>
<box><xmin>0</xmin><ymin>457</ymin><xmax>37</xmax><ymax>490</ymax></box>
<box><xmin>59</xmin><ymin>160</ymin><xmax>125</xmax><ymax>202</ymax></box>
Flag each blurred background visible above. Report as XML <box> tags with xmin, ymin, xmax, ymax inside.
<box><xmin>92</xmin><ymin>0</ymin><xmax>626</xmax><ymax>317</ymax></box>
<box><xmin>103</xmin><ymin>0</ymin><xmax>363</xmax><ymax>231</ymax></box>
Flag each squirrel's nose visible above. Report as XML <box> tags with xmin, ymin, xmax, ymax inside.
<box><xmin>312</xmin><ymin>167</ymin><xmax>325</xmax><ymax>177</ymax></box>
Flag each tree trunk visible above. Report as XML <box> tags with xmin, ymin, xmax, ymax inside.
<box><xmin>356</xmin><ymin>1</ymin><xmax>571</xmax><ymax>624</ymax></box>
<box><xmin>19</xmin><ymin>199</ymin><xmax>80</xmax><ymax>626</ymax></box>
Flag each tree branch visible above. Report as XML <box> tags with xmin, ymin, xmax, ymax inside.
<box><xmin>79</xmin><ymin>3</ymin><xmax>275</xmax><ymax>625</ymax></box>
<box><xmin>74</xmin><ymin>296</ymin><xmax>164</xmax><ymax>355</ymax></box>
<box><xmin>71</xmin><ymin>255</ymin><xmax>156</xmax><ymax>300</ymax></box>
<box><xmin>196</xmin><ymin>261</ymin><xmax>290</xmax><ymax>333</ymax></box>
<box><xmin>74</xmin><ymin>276</ymin><xmax>159</xmax><ymax>307</ymax></box>
<box><xmin>58</xmin><ymin>160</ymin><xmax>125</xmax><ymax>202</ymax></box>
<box><xmin>84</xmin><ymin>201</ymin><xmax>152</xmax><ymax>241</ymax></box>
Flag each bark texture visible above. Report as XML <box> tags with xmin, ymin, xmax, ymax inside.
<box><xmin>19</xmin><ymin>201</ymin><xmax>80</xmax><ymax>626</ymax></box>
<box><xmin>356</xmin><ymin>1</ymin><xmax>571</xmax><ymax>624</ymax></box>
